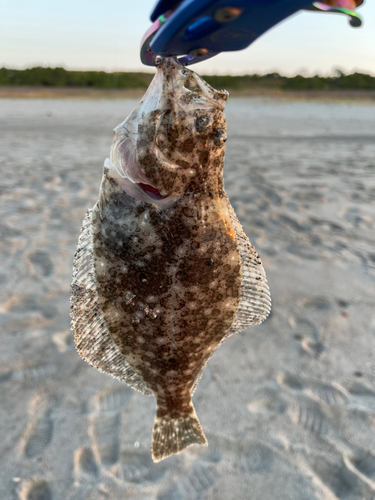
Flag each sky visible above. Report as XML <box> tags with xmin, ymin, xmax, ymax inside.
<box><xmin>0</xmin><ymin>0</ymin><xmax>374</xmax><ymax>76</ymax></box>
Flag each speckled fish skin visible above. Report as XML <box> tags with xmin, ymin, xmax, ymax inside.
<box><xmin>70</xmin><ymin>58</ymin><xmax>271</xmax><ymax>463</ymax></box>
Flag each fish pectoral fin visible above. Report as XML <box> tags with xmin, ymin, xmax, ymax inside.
<box><xmin>151</xmin><ymin>403</ymin><xmax>207</xmax><ymax>463</ymax></box>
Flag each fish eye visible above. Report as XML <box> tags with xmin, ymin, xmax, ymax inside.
<box><xmin>214</xmin><ymin>130</ymin><xmax>227</xmax><ymax>146</ymax></box>
<box><xmin>196</xmin><ymin>115</ymin><xmax>211</xmax><ymax>131</ymax></box>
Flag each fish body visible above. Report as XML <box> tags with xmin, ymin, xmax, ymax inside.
<box><xmin>70</xmin><ymin>58</ymin><xmax>271</xmax><ymax>462</ymax></box>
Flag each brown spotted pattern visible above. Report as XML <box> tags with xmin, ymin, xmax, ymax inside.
<box><xmin>93</xmin><ymin>168</ymin><xmax>241</xmax><ymax>416</ymax></box>
<box><xmin>71</xmin><ymin>58</ymin><xmax>271</xmax><ymax>462</ymax></box>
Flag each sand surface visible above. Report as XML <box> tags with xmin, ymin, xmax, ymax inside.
<box><xmin>1</xmin><ymin>86</ymin><xmax>375</xmax><ymax>101</ymax></box>
<box><xmin>1</xmin><ymin>97</ymin><xmax>375</xmax><ymax>500</ymax></box>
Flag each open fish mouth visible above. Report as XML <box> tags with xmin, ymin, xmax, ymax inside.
<box><xmin>137</xmin><ymin>182</ymin><xmax>169</xmax><ymax>201</ymax></box>
<box><xmin>108</xmin><ymin>128</ymin><xmax>173</xmax><ymax>205</ymax></box>
<box><xmin>104</xmin><ymin>155</ymin><xmax>173</xmax><ymax>206</ymax></box>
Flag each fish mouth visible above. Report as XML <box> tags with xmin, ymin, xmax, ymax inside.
<box><xmin>104</xmin><ymin>157</ymin><xmax>176</xmax><ymax>208</ymax></box>
<box><xmin>109</xmin><ymin>111</ymin><xmax>174</xmax><ymax>205</ymax></box>
<box><xmin>136</xmin><ymin>182</ymin><xmax>169</xmax><ymax>201</ymax></box>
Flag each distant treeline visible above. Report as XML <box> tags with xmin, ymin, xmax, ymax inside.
<box><xmin>1</xmin><ymin>66</ymin><xmax>374</xmax><ymax>91</ymax></box>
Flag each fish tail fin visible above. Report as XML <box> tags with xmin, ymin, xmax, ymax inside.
<box><xmin>151</xmin><ymin>403</ymin><xmax>207</xmax><ymax>463</ymax></box>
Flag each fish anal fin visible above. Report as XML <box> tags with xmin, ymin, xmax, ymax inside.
<box><xmin>151</xmin><ymin>403</ymin><xmax>207</xmax><ymax>463</ymax></box>
<box><xmin>70</xmin><ymin>207</ymin><xmax>152</xmax><ymax>396</ymax></box>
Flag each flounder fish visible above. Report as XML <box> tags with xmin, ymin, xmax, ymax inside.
<box><xmin>70</xmin><ymin>58</ymin><xmax>271</xmax><ymax>462</ymax></box>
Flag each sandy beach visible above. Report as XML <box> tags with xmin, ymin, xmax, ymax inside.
<box><xmin>1</xmin><ymin>95</ymin><xmax>375</xmax><ymax>500</ymax></box>
<box><xmin>1</xmin><ymin>86</ymin><xmax>375</xmax><ymax>102</ymax></box>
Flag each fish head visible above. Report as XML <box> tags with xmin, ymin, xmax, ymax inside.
<box><xmin>110</xmin><ymin>58</ymin><xmax>228</xmax><ymax>206</ymax></box>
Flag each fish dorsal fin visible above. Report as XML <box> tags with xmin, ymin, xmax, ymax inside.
<box><xmin>70</xmin><ymin>208</ymin><xmax>152</xmax><ymax>396</ymax></box>
<box><xmin>225</xmin><ymin>198</ymin><xmax>271</xmax><ymax>336</ymax></box>
<box><xmin>192</xmin><ymin>197</ymin><xmax>271</xmax><ymax>394</ymax></box>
